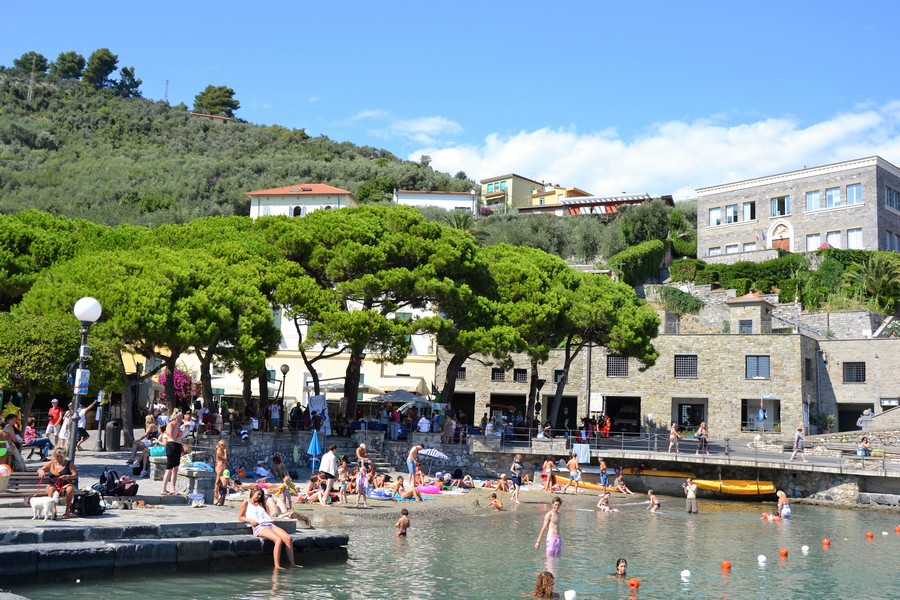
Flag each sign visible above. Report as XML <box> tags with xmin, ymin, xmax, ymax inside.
<box><xmin>308</xmin><ymin>394</ymin><xmax>331</xmax><ymax>435</ymax></box>
<box><xmin>589</xmin><ymin>392</ymin><xmax>604</xmax><ymax>413</ymax></box>
<box><xmin>74</xmin><ymin>368</ymin><xmax>90</xmax><ymax>395</ymax></box>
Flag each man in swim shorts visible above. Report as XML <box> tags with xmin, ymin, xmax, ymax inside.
<box><xmin>535</xmin><ymin>496</ymin><xmax>563</xmax><ymax>557</ymax></box>
<box><xmin>407</xmin><ymin>443</ymin><xmax>424</xmax><ymax>488</ymax></box>
<box><xmin>561</xmin><ymin>453</ymin><xmax>581</xmax><ymax>494</ymax></box>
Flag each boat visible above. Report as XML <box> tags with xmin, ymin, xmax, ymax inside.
<box><xmin>692</xmin><ymin>479</ymin><xmax>776</xmax><ymax>495</ymax></box>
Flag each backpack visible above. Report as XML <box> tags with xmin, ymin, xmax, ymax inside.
<box><xmin>118</xmin><ymin>475</ymin><xmax>139</xmax><ymax>496</ymax></box>
<box><xmin>72</xmin><ymin>490</ymin><xmax>104</xmax><ymax>517</ymax></box>
<box><xmin>99</xmin><ymin>468</ymin><xmax>122</xmax><ymax>496</ymax></box>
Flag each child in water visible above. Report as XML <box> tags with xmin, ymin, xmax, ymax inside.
<box><xmin>647</xmin><ymin>489</ymin><xmax>660</xmax><ymax>513</ymax></box>
<box><xmin>485</xmin><ymin>492</ymin><xmax>504</xmax><ymax>511</ymax></box>
<box><xmin>597</xmin><ymin>491</ymin><xmax>619</xmax><ymax>512</ymax></box>
<box><xmin>395</xmin><ymin>508</ymin><xmax>410</xmax><ymax>537</ymax></box>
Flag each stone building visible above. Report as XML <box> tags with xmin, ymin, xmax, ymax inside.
<box><xmin>696</xmin><ymin>156</ymin><xmax>900</xmax><ymax>261</ymax></box>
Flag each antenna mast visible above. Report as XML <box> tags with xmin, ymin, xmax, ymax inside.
<box><xmin>164</xmin><ymin>79</ymin><xmax>169</xmax><ymax>103</ymax></box>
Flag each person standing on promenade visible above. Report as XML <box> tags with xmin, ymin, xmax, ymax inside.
<box><xmin>535</xmin><ymin>496</ymin><xmax>563</xmax><ymax>557</ymax></box>
<box><xmin>667</xmin><ymin>422</ymin><xmax>682</xmax><ymax>453</ymax></box>
<box><xmin>46</xmin><ymin>398</ymin><xmax>62</xmax><ymax>447</ymax></box>
<box><xmin>684</xmin><ymin>478</ymin><xmax>698</xmax><ymax>513</ymax></box>
<box><xmin>213</xmin><ymin>439</ymin><xmax>228</xmax><ymax>504</ymax></box>
<box><xmin>319</xmin><ymin>444</ymin><xmax>338</xmax><ymax>505</ymax></box>
<box><xmin>789</xmin><ymin>426</ymin><xmax>809</xmax><ymax>462</ymax></box>
<box><xmin>160</xmin><ymin>413</ymin><xmax>184</xmax><ymax>495</ymax></box>
<box><xmin>510</xmin><ymin>454</ymin><xmax>523</xmax><ymax>504</ymax></box>
<box><xmin>238</xmin><ymin>487</ymin><xmax>300</xmax><ymax>570</ymax></box>
<box><xmin>561</xmin><ymin>453</ymin><xmax>581</xmax><ymax>495</ymax></box>
<box><xmin>407</xmin><ymin>443</ymin><xmax>424</xmax><ymax>488</ymax></box>
<box><xmin>74</xmin><ymin>399</ymin><xmax>97</xmax><ymax>452</ymax></box>
<box><xmin>695</xmin><ymin>421</ymin><xmax>709</xmax><ymax>455</ymax></box>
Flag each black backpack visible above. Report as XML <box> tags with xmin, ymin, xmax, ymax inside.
<box><xmin>118</xmin><ymin>475</ymin><xmax>139</xmax><ymax>496</ymax></box>
<box><xmin>72</xmin><ymin>490</ymin><xmax>104</xmax><ymax>517</ymax></box>
<box><xmin>99</xmin><ymin>468</ymin><xmax>122</xmax><ymax>496</ymax></box>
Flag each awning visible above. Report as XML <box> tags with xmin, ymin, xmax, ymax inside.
<box><xmin>302</xmin><ymin>381</ymin><xmax>386</xmax><ymax>395</ymax></box>
<box><xmin>374</xmin><ymin>376</ymin><xmax>428</xmax><ymax>395</ymax></box>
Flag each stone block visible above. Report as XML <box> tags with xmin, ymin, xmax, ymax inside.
<box><xmin>113</xmin><ymin>539</ymin><xmax>177</xmax><ymax>567</ymax></box>
<box><xmin>38</xmin><ymin>541</ymin><xmax>116</xmax><ymax>572</ymax></box>
<box><xmin>149</xmin><ymin>456</ymin><xmax>167</xmax><ymax>480</ymax></box>
<box><xmin>229</xmin><ymin>536</ymin><xmax>266</xmax><ymax>555</ymax></box>
<box><xmin>176</xmin><ymin>538</ymin><xmax>212</xmax><ymax>563</ymax></box>
<box><xmin>41</xmin><ymin>526</ymin><xmax>87</xmax><ymax>543</ymax></box>
<box><xmin>86</xmin><ymin>525</ymin><xmax>124</xmax><ymax>541</ymax></box>
<box><xmin>121</xmin><ymin>524</ymin><xmax>158</xmax><ymax>539</ymax></box>
<box><xmin>177</xmin><ymin>468</ymin><xmax>216</xmax><ymax>504</ymax></box>
<box><xmin>6</xmin><ymin>530</ymin><xmax>40</xmax><ymax>544</ymax></box>
<box><xmin>0</xmin><ymin>546</ymin><xmax>40</xmax><ymax>579</ymax></box>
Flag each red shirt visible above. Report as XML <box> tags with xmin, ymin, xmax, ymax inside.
<box><xmin>48</xmin><ymin>406</ymin><xmax>63</xmax><ymax>426</ymax></box>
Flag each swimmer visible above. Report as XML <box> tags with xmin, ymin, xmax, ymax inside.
<box><xmin>395</xmin><ymin>508</ymin><xmax>410</xmax><ymax>537</ymax></box>
<box><xmin>776</xmin><ymin>490</ymin><xmax>791</xmax><ymax>518</ymax></box>
<box><xmin>611</xmin><ymin>558</ymin><xmax>628</xmax><ymax>578</ymax></box>
<box><xmin>597</xmin><ymin>492</ymin><xmax>619</xmax><ymax>512</ymax></box>
<box><xmin>486</xmin><ymin>492</ymin><xmax>504</xmax><ymax>512</ymax></box>
<box><xmin>535</xmin><ymin>496</ymin><xmax>563</xmax><ymax>557</ymax></box>
<box><xmin>761</xmin><ymin>511</ymin><xmax>781</xmax><ymax>521</ymax></box>
<box><xmin>529</xmin><ymin>570</ymin><xmax>558</xmax><ymax>599</ymax></box>
<box><xmin>646</xmin><ymin>489</ymin><xmax>660</xmax><ymax>513</ymax></box>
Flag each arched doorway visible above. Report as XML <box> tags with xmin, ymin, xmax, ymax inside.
<box><xmin>768</xmin><ymin>221</ymin><xmax>793</xmax><ymax>253</ymax></box>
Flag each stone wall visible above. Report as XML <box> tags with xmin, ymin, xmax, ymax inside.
<box><xmin>704</xmin><ymin>249</ymin><xmax>780</xmax><ymax>265</ymax></box>
<box><xmin>796</xmin><ymin>311</ymin><xmax>887</xmax><ymax>339</ymax></box>
<box><xmin>816</xmin><ymin>338</ymin><xmax>900</xmax><ymax>415</ymax></box>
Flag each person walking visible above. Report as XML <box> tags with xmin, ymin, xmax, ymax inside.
<box><xmin>789</xmin><ymin>426</ymin><xmax>809</xmax><ymax>462</ymax></box>
<box><xmin>509</xmin><ymin>454</ymin><xmax>523</xmax><ymax>504</ymax></box>
<box><xmin>667</xmin><ymin>422</ymin><xmax>682</xmax><ymax>453</ymax></box>
<box><xmin>46</xmin><ymin>398</ymin><xmax>63</xmax><ymax>447</ymax></box>
<box><xmin>684</xmin><ymin>477</ymin><xmax>698</xmax><ymax>513</ymax></box>
<box><xmin>535</xmin><ymin>496</ymin><xmax>563</xmax><ymax>557</ymax></box>
<box><xmin>561</xmin><ymin>452</ymin><xmax>581</xmax><ymax>494</ymax></box>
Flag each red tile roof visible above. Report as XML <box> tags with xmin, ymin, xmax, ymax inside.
<box><xmin>245</xmin><ymin>183</ymin><xmax>352</xmax><ymax>196</ymax></box>
<box><xmin>726</xmin><ymin>292</ymin><xmax>773</xmax><ymax>306</ymax></box>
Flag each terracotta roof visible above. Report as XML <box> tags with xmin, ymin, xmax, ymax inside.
<box><xmin>726</xmin><ymin>292</ymin><xmax>774</xmax><ymax>307</ymax></box>
<box><xmin>245</xmin><ymin>183</ymin><xmax>352</xmax><ymax>196</ymax></box>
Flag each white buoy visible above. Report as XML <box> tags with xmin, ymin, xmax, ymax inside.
<box><xmin>758</xmin><ymin>554</ymin><xmax>767</xmax><ymax>563</ymax></box>
<box><xmin>801</xmin><ymin>545</ymin><xmax>810</xmax><ymax>554</ymax></box>
<box><xmin>680</xmin><ymin>569</ymin><xmax>691</xmax><ymax>580</ymax></box>
<box><xmin>883</xmin><ymin>531</ymin><xmax>889</xmax><ymax>536</ymax></box>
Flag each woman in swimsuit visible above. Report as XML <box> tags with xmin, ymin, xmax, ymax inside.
<box><xmin>776</xmin><ymin>490</ymin><xmax>792</xmax><ymax>518</ymax></box>
<box><xmin>541</xmin><ymin>456</ymin><xmax>556</xmax><ymax>492</ymax></box>
<box><xmin>238</xmin><ymin>487</ymin><xmax>300</xmax><ymax>569</ymax></box>
<box><xmin>36</xmin><ymin>449</ymin><xmax>77</xmax><ymax>518</ymax></box>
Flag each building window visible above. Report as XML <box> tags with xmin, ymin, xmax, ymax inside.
<box><xmin>743</xmin><ymin>201</ymin><xmax>756</xmax><ymax>221</ymax></box>
<box><xmin>805</xmin><ymin>190</ymin><xmax>821</xmax><ymax>212</ymax></box>
<box><xmin>886</xmin><ymin>186</ymin><xmax>900</xmax><ymax>210</ymax></box>
<box><xmin>725</xmin><ymin>244</ymin><xmax>739</xmax><ymax>254</ymax></box>
<box><xmin>843</xmin><ymin>362</ymin><xmax>866</xmax><ymax>383</ymax></box>
<box><xmin>847</xmin><ymin>228</ymin><xmax>863</xmax><ymax>249</ymax></box>
<box><xmin>709</xmin><ymin>207</ymin><xmax>722</xmax><ymax>227</ymax></box>
<box><xmin>770</xmin><ymin>195</ymin><xmax>791</xmax><ymax>216</ymax></box>
<box><xmin>804</xmin><ymin>358</ymin><xmax>812</xmax><ymax>382</ymax></box>
<box><xmin>513</xmin><ymin>368</ymin><xmax>528</xmax><ymax>383</ymax></box>
<box><xmin>806</xmin><ymin>233</ymin><xmax>821</xmax><ymax>252</ymax></box>
<box><xmin>725</xmin><ymin>204</ymin><xmax>739</xmax><ymax>224</ymax></box>
<box><xmin>491</xmin><ymin>368</ymin><xmax>505</xmax><ymax>382</ymax></box>
<box><xmin>887</xmin><ymin>231</ymin><xmax>895</xmax><ymax>252</ymax></box>
<box><xmin>739</xmin><ymin>320</ymin><xmax>753</xmax><ymax>334</ymax></box>
<box><xmin>826</xmin><ymin>187</ymin><xmax>842</xmax><ymax>208</ymax></box>
<box><xmin>846</xmin><ymin>183</ymin><xmax>862</xmax><ymax>205</ymax></box>
<box><xmin>826</xmin><ymin>230</ymin><xmax>841</xmax><ymax>249</ymax></box>
<box><xmin>674</xmin><ymin>355</ymin><xmax>698</xmax><ymax>379</ymax></box>
<box><xmin>553</xmin><ymin>369</ymin><xmax>566</xmax><ymax>384</ymax></box>
<box><xmin>708</xmin><ymin>247</ymin><xmax>721</xmax><ymax>257</ymax></box>
<box><xmin>499</xmin><ymin>181</ymin><xmax>507</xmax><ymax>190</ymax></box>
<box><xmin>456</xmin><ymin>367</ymin><xmax>467</xmax><ymax>381</ymax></box>
<box><xmin>606</xmin><ymin>356</ymin><xmax>628</xmax><ymax>377</ymax></box>
<box><xmin>746</xmin><ymin>355</ymin><xmax>770</xmax><ymax>379</ymax></box>
<box><xmin>539</xmin><ymin>198</ymin><xmax>545</xmax><ymax>206</ymax></box>
<box><xmin>292</xmin><ymin>206</ymin><xmax>305</xmax><ymax>217</ymax></box>
<box><xmin>743</xmin><ymin>242</ymin><xmax>756</xmax><ymax>252</ymax></box>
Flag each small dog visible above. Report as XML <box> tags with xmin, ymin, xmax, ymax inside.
<box><xmin>30</xmin><ymin>490</ymin><xmax>60</xmax><ymax>521</ymax></box>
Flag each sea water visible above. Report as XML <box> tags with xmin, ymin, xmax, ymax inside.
<box><xmin>12</xmin><ymin>497</ymin><xmax>900</xmax><ymax>599</ymax></box>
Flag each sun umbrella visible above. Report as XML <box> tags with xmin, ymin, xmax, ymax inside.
<box><xmin>307</xmin><ymin>430</ymin><xmax>322</xmax><ymax>472</ymax></box>
<box><xmin>418</xmin><ymin>447</ymin><xmax>449</xmax><ymax>476</ymax></box>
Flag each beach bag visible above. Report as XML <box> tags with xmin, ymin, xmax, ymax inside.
<box><xmin>72</xmin><ymin>490</ymin><xmax>104</xmax><ymax>517</ymax></box>
<box><xmin>99</xmin><ymin>468</ymin><xmax>122</xmax><ymax>495</ymax></box>
<box><xmin>150</xmin><ymin>445</ymin><xmax>166</xmax><ymax>457</ymax></box>
<box><xmin>118</xmin><ymin>475</ymin><xmax>139</xmax><ymax>496</ymax></box>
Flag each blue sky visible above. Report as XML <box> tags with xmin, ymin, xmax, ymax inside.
<box><xmin>4</xmin><ymin>1</ymin><xmax>900</xmax><ymax>199</ymax></box>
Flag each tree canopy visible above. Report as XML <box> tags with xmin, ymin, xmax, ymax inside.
<box><xmin>193</xmin><ymin>84</ymin><xmax>240</xmax><ymax>118</ymax></box>
<box><xmin>82</xmin><ymin>48</ymin><xmax>118</xmax><ymax>89</ymax></box>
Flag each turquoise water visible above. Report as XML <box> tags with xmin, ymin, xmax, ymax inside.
<box><xmin>11</xmin><ymin>496</ymin><xmax>900</xmax><ymax>599</ymax></box>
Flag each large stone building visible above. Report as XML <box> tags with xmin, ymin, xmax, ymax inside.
<box><xmin>696</xmin><ymin>156</ymin><xmax>900</xmax><ymax>261</ymax></box>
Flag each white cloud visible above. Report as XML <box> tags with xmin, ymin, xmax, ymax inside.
<box><xmin>417</xmin><ymin>104</ymin><xmax>900</xmax><ymax>199</ymax></box>
<box><xmin>372</xmin><ymin>116</ymin><xmax>463</xmax><ymax>145</ymax></box>
<box><xmin>308</xmin><ymin>96</ymin><xmax>318</xmax><ymax>104</ymax></box>
<box><xmin>349</xmin><ymin>109</ymin><xmax>391</xmax><ymax>121</ymax></box>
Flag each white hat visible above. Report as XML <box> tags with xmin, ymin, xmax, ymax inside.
<box><xmin>51</xmin><ymin>398</ymin><xmax>59</xmax><ymax>403</ymax></box>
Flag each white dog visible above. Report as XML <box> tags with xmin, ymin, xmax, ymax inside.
<box><xmin>30</xmin><ymin>490</ymin><xmax>60</xmax><ymax>521</ymax></box>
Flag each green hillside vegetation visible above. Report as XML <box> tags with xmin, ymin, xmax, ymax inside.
<box><xmin>0</xmin><ymin>51</ymin><xmax>474</xmax><ymax>226</ymax></box>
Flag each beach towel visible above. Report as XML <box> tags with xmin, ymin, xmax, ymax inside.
<box><xmin>573</xmin><ymin>443</ymin><xmax>591</xmax><ymax>464</ymax></box>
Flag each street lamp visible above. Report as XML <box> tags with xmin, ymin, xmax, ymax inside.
<box><xmin>279</xmin><ymin>364</ymin><xmax>289</xmax><ymax>432</ymax></box>
<box><xmin>68</xmin><ymin>297</ymin><xmax>102</xmax><ymax>464</ymax></box>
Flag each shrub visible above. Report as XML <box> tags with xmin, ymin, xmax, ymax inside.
<box><xmin>669</xmin><ymin>258</ymin><xmax>705</xmax><ymax>282</ymax></box>
<box><xmin>751</xmin><ymin>278</ymin><xmax>773</xmax><ymax>294</ymax></box>
<box><xmin>657</xmin><ymin>286</ymin><xmax>704</xmax><ymax>315</ymax></box>
<box><xmin>670</xmin><ymin>235</ymin><xmax>697</xmax><ymax>258</ymax></box>
<box><xmin>608</xmin><ymin>239</ymin><xmax>666</xmax><ymax>286</ymax></box>
<box><xmin>721</xmin><ymin>261</ymin><xmax>760</xmax><ymax>282</ymax></box>
<box><xmin>777</xmin><ymin>278</ymin><xmax>799</xmax><ymax>303</ymax></box>
<box><xmin>818</xmin><ymin>247</ymin><xmax>872</xmax><ymax>269</ymax></box>
<box><xmin>694</xmin><ymin>269</ymin><xmax>719</xmax><ymax>286</ymax></box>
<box><xmin>724</xmin><ymin>278</ymin><xmax>752</xmax><ymax>295</ymax></box>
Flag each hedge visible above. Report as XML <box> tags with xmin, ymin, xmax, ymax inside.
<box><xmin>778</xmin><ymin>278</ymin><xmax>799</xmax><ymax>303</ymax></box>
<box><xmin>657</xmin><ymin>285</ymin><xmax>704</xmax><ymax>315</ymax></box>
<box><xmin>724</xmin><ymin>277</ymin><xmax>752</xmax><ymax>295</ymax></box>
<box><xmin>751</xmin><ymin>278</ymin><xmax>773</xmax><ymax>294</ymax></box>
<box><xmin>694</xmin><ymin>269</ymin><xmax>719</xmax><ymax>286</ymax></box>
<box><xmin>608</xmin><ymin>239</ymin><xmax>666</xmax><ymax>286</ymax></box>
<box><xmin>670</xmin><ymin>258</ymin><xmax>705</xmax><ymax>282</ymax></box>
<box><xmin>670</xmin><ymin>236</ymin><xmax>697</xmax><ymax>258</ymax></box>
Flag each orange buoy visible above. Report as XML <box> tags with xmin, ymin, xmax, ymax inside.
<box><xmin>721</xmin><ymin>560</ymin><xmax>732</xmax><ymax>571</ymax></box>
<box><xmin>866</xmin><ymin>531</ymin><xmax>874</xmax><ymax>540</ymax></box>
<box><xmin>895</xmin><ymin>526</ymin><xmax>900</xmax><ymax>533</ymax></box>
<box><xmin>628</xmin><ymin>577</ymin><xmax>640</xmax><ymax>589</ymax></box>
<box><xmin>822</xmin><ymin>538</ymin><xmax>831</xmax><ymax>547</ymax></box>
<box><xmin>779</xmin><ymin>548</ymin><xmax>788</xmax><ymax>558</ymax></box>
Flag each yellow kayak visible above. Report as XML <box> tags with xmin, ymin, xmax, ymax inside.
<box><xmin>620</xmin><ymin>468</ymin><xmax>695</xmax><ymax>478</ymax></box>
<box><xmin>693</xmin><ymin>479</ymin><xmax>776</xmax><ymax>495</ymax></box>
<box><xmin>554</xmin><ymin>475</ymin><xmax>618</xmax><ymax>493</ymax></box>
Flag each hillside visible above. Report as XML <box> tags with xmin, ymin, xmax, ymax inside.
<box><xmin>0</xmin><ymin>71</ymin><xmax>474</xmax><ymax>226</ymax></box>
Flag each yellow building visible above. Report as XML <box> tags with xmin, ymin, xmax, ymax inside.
<box><xmin>480</xmin><ymin>174</ymin><xmax>544</xmax><ymax>209</ymax></box>
<box><xmin>530</xmin><ymin>184</ymin><xmax>593</xmax><ymax>207</ymax></box>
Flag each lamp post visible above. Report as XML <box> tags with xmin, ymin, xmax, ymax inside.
<box><xmin>68</xmin><ymin>297</ymin><xmax>102</xmax><ymax>464</ymax></box>
<box><xmin>279</xmin><ymin>364</ymin><xmax>289</xmax><ymax>432</ymax></box>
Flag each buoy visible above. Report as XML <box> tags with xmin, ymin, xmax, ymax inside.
<box><xmin>822</xmin><ymin>538</ymin><xmax>831</xmax><ymax>547</ymax></box>
<box><xmin>801</xmin><ymin>545</ymin><xmax>810</xmax><ymax>554</ymax></box>
<box><xmin>628</xmin><ymin>577</ymin><xmax>640</xmax><ymax>589</ymax></box>
<box><xmin>0</xmin><ymin>464</ymin><xmax>11</xmax><ymax>477</ymax></box>
<box><xmin>721</xmin><ymin>560</ymin><xmax>732</xmax><ymax>571</ymax></box>
<box><xmin>866</xmin><ymin>531</ymin><xmax>874</xmax><ymax>540</ymax></box>
<box><xmin>883</xmin><ymin>531</ymin><xmax>889</xmax><ymax>536</ymax></box>
<box><xmin>894</xmin><ymin>525</ymin><xmax>900</xmax><ymax>533</ymax></box>
<box><xmin>779</xmin><ymin>548</ymin><xmax>788</xmax><ymax>558</ymax></box>
<box><xmin>757</xmin><ymin>554</ymin><xmax>767</xmax><ymax>563</ymax></box>
<box><xmin>681</xmin><ymin>569</ymin><xmax>691</xmax><ymax>580</ymax></box>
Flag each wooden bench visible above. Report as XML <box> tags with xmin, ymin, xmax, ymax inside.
<box><xmin>0</xmin><ymin>472</ymin><xmax>43</xmax><ymax>497</ymax></box>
